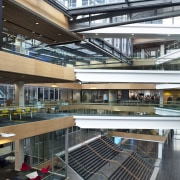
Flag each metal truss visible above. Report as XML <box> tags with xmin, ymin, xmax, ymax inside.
<box><xmin>85</xmin><ymin>38</ymin><xmax>132</xmax><ymax>65</ymax></box>
<box><xmin>68</xmin><ymin>0</ymin><xmax>180</xmax><ymax>32</ymax></box>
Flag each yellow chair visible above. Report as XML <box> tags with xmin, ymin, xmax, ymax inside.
<box><xmin>13</xmin><ymin>108</ymin><xmax>24</xmax><ymax>119</ymax></box>
<box><xmin>24</xmin><ymin>107</ymin><xmax>31</xmax><ymax>114</ymax></box>
<box><xmin>0</xmin><ymin>109</ymin><xmax>9</xmax><ymax>119</ymax></box>
<box><xmin>23</xmin><ymin>107</ymin><xmax>32</xmax><ymax>118</ymax></box>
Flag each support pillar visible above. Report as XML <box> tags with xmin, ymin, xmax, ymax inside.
<box><xmin>160</xmin><ymin>44</ymin><xmax>165</xmax><ymax>56</ymax></box>
<box><xmin>159</xmin><ymin>90</ymin><xmax>164</xmax><ymax>107</ymax></box>
<box><xmin>15</xmin><ymin>139</ymin><xmax>24</xmax><ymax>171</ymax></box>
<box><xmin>158</xmin><ymin>129</ymin><xmax>163</xmax><ymax>159</ymax></box>
<box><xmin>141</xmin><ymin>49</ymin><xmax>145</xmax><ymax>59</ymax></box>
<box><xmin>15</xmin><ymin>81</ymin><xmax>25</xmax><ymax>106</ymax></box>
<box><xmin>65</xmin><ymin>128</ymin><xmax>69</xmax><ymax>166</ymax></box>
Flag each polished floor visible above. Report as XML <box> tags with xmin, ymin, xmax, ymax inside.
<box><xmin>0</xmin><ymin>130</ymin><xmax>180</xmax><ymax>180</ymax></box>
<box><xmin>156</xmin><ymin>130</ymin><xmax>180</xmax><ymax>180</ymax></box>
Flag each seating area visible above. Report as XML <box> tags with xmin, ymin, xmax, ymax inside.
<box><xmin>20</xmin><ymin>163</ymin><xmax>50</xmax><ymax>179</ymax></box>
<box><xmin>61</xmin><ymin>136</ymin><xmax>154</xmax><ymax>180</ymax></box>
<box><xmin>0</xmin><ymin>106</ymin><xmax>38</xmax><ymax>121</ymax></box>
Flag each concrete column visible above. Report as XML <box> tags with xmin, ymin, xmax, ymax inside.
<box><xmin>15</xmin><ymin>81</ymin><xmax>24</xmax><ymax>106</ymax></box>
<box><xmin>160</xmin><ymin>44</ymin><xmax>165</xmax><ymax>56</ymax></box>
<box><xmin>158</xmin><ymin>143</ymin><xmax>163</xmax><ymax>159</ymax></box>
<box><xmin>159</xmin><ymin>90</ymin><xmax>164</xmax><ymax>107</ymax></box>
<box><xmin>15</xmin><ymin>139</ymin><xmax>24</xmax><ymax>171</ymax></box>
<box><xmin>158</xmin><ymin>129</ymin><xmax>163</xmax><ymax>159</ymax></box>
<box><xmin>65</xmin><ymin>128</ymin><xmax>69</xmax><ymax>166</ymax></box>
<box><xmin>141</xmin><ymin>49</ymin><xmax>145</xmax><ymax>59</ymax></box>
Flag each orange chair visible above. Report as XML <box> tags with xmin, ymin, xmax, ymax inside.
<box><xmin>20</xmin><ymin>162</ymin><xmax>31</xmax><ymax>171</ymax></box>
<box><xmin>41</xmin><ymin>165</ymin><xmax>50</xmax><ymax>173</ymax></box>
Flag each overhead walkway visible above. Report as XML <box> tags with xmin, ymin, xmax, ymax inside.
<box><xmin>80</xmin><ymin>24</ymin><xmax>180</xmax><ymax>40</ymax></box>
<box><xmin>74</xmin><ymin>116</ymin><xmax>180</xmax><ymax>129</ymax></box>
<box><xmin>156</xmin><ymin>49</ymin><xmax>180</xmax><ymax>65</ymax></box>
<box><xmin>75</xmin><ymin>69</ymin><xmax>180</xmax><ymax>83</ymax></box>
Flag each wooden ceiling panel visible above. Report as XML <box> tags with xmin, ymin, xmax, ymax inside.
<box><xmin>2</xmin><ymin>0</ymin><xmax>80</xmax><ymax>44</ymax></box>
<box><xmin>0</xmin><ymin>0</ymin><xmax>80</xmax><ymax>84</ymax></box>
<box><xmin>0</xmin><ymin>71</ymin><xmax>72</xmax><ymax>84</ymax></box>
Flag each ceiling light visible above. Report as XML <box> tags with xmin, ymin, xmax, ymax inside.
<box><xmin>35</xmin><ymin>22</ymin><xmax>39</xmax><ymax>25</ymax></box>
<box><xmin>58</xmin><ymin>33</ymin><xmax>61</xmax><ymax>36</ymax></box>
<box><xmin>0</xmin><ymin>133</ymin><xmax>16</xmax><ymax>137</ymax></box>
<box><xmin>51</xmin><ymin>83</ymin><xmax>58</xmax><ymax>87</ymax></box>
<box><xmin>2</xmin><ymin>5</ymin><xmax>5</xmax><ymax>8</ymax></box>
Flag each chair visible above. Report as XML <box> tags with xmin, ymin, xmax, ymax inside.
<box><xmin>13</xmin><ymin>108</ymin><xmax>24</xmax><ymax>119</ymax></box>
<box><xmin>50</xmin><ymin>103</ymin><xmax>60</xmax><ymax>113</ymax></box>
<box><xmin>22</xmin><ymin>107</ymin><xmax>32</xmax><ymax>118</ymax></box>
<box><xmin>20</xmin><ymin>162</ymin><xmax>31</xmax><ymax>171</ymax></box>
<box><xmin>41</xmin><ymin>165</ymin><xmax>50</xmax><ymax>173</ymax></box>
<box><xmin>0</xmin><ymin>109</ymin><xmax>10</xmax><ymax>119</ymax></box>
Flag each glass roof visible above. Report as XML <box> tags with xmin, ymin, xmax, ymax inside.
<box><xmin>54</xmin><ymin>0</ymin><xmax>118</xmax><ymax>9</ymax></box>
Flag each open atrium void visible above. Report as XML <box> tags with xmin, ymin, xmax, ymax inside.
<box><xmin>1</xmin><ymin>1</ymin><xmax>180</xmax><ymax>180</ymax></box>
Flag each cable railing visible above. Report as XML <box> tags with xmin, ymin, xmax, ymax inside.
<box><xmin>99</xmin><ymin>137</ymin><xmax>154</xmax><ymax>172</ymax></box>
<box><xmin>84</xmin><ymin>142</ymin><xmax>140</xmax><ymax>180</ymax></box>
<box><xmin>120</xmin><ymin>142</ymin><xmax>157</xmax><ymax>166</ymax></box>
<box><xmin>57</xmin><ymin>149</ymin><xmax>108</xmax><ymax>180</ymax></box>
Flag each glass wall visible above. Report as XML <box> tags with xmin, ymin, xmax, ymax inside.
<box><xmin>81</xmin><ymin>89</ymin><xmax>160</xmax><ymax>104</ymax></box>
<box><xmin>25</xmin><ymin>126</ymin><xmax>100</xmax><ymax>179</ymax></box>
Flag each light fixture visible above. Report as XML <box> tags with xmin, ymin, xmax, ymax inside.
<box><xmin>0</xmin><ymin>133</ymin><xmax>16</xmax><ymax>137</ymax></box>
<box><xmin>35</xmin><ymin>22</ymin><xmax>39</xmax><ymax>25</ymax></box>
<box><xmin>51</xmin><ymin>83</ymin><xmax>58</xmax><ymax>87</ymax></box>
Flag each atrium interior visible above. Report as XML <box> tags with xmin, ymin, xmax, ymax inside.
<box><xmin>0</xmin><ymin>0</ymin><xmax>180</xmax><ymax>180</ymax></box>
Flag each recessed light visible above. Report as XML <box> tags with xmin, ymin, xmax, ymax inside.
<box><xmin>35</xmin><ymin>22</ymin><xmax>39</xmax><ymax>25</ymax></box>
<box><xmin>58</xmin><ymin>33</ymin><xmax>61</xmax><ymax>36</ymax></box>
<box><xmin>2</xmin><ymin>5</ymin><xmax>5</xmax><ymax>8</ymax></box>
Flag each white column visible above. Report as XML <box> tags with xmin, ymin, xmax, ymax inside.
<box><xmin>158</xmin><ymin>143</ymin><xmax>163</xmax><ymax>159</ymax></box>
<box><xmin>141</xmin><ymin>49</ymin><xmax>145</xmax><ymax>59</ymax></box>
<box><xmin>15</xmin><ymin>81</ymin><xmax>24</xmax><ymax>106</ymax></box>
<box><xmin>160</xmin><ymin>44</ymin><xmax>165</xmax><ymax>56</ymax></box>
<box><xmin>158</xmin><ymin>129</ymin><xmax>163</xmax><ymax>159</ymax></box>
<box><xmin>159</xmin><ymin>90</ymin><xmax>164</xmax><ymax>107</ymax></box>
<box><xmin>15</xmin><ymin>139</ymin><xmax>24</xmax><ymax>171</ymax></box>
